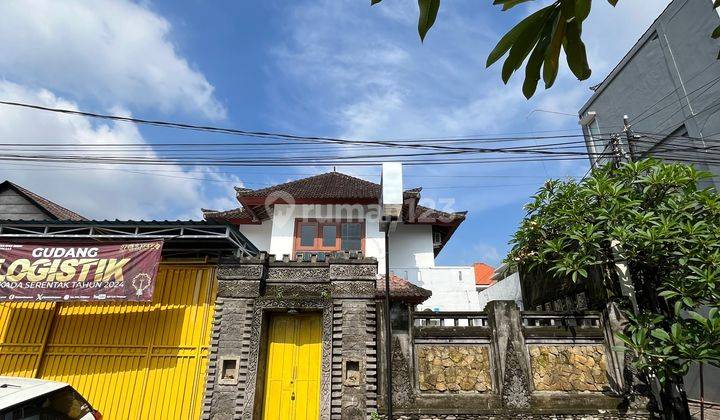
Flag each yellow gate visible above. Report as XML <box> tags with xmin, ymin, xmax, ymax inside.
<box><xmin>261</xmin><ymin>313</ymin><xmax>322</xmax><ymax>420</ymax></box>
<box><xmin>0</xmin><ymin>264</ymin><xmax>216</xmax><ymax>420</ymax></box>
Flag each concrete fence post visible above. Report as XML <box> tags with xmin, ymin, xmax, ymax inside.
<box><xmin>486</xmin><ymin>300</ymin><xmax>532</xmax><ymax>409</ymax></box>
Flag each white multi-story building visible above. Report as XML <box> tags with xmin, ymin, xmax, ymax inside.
<box><xmin>204</xmin><ymin>171</ymin><xmax>481</xmax><ymax>311</ymax></box>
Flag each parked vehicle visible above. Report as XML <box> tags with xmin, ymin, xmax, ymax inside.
<box><xmin>0</xmin><ymin>376</ymin><xmax>101</xmax><ymax>419</ymax></box>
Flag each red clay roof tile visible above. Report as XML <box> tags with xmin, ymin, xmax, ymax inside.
<box><xmin>474</xmin><ymin>262</ymin><xmax>495</xmax><ymax>286</ymax></box>
<box><xmin>376</xmin><ymin>274</ymin><xmax>432</xmax><ymax>304</ymax></box>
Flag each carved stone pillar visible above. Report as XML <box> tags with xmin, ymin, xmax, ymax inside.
<box><xmin>329</xmin><ymin>257</ymin><xmax>378</xmax><ymax>420</ymax></box>
<box><xmin>486</xmin><ymin>300</ymin><xmax>532</xmax><ymax>410</ymax></box>
<box><xmin>202</xmin><ymin>255</ymin><xmax>265</xmax><ymax>420</ymax></box>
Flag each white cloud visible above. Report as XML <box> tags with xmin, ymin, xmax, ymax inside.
<box><xmin>0</xmin><ymin>81</ymin><xmax>235</xmax><ymax>220</ymax></box>
<box><xmin>270</xmin><ymin>0</ymin><xmax>675</xmax><ymax>218</ymax></box>
<box><xmin>275</xmin><ymin>1</ymin><xmax>507</xmax><ymax>141</ymax></box>
<box><xmin>473</xmin><ymin>243</ymin><xmax>502</xmax><ymax>267</ymax></box>
<box><xmin>0</xmin><ymin>0</ymin><xmax>226</xmax><ymax>119</ymax></box>
<box><xmin>272</xmin><ymin>0</ymin><xmax>587</xmax><ymax>214</ymax></box>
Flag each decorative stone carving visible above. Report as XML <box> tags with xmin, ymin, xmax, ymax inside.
<box><xmin>267</xmin><ymin>267</ymin><xmax>329</xmax><ymax>282</ymax></box>
<box><xmin>391</xmin><ymin>337</ymin><xmax>415</xmax><ymax>407</ymax></box>
<box><xmin>529</xmin><ymin>344</ymin><xmax>609</xmax><ymax>392</ymax></box>
<box><xmin>331</xmin><ymin>280</ymin><xmax>376</xmax><ymax>298</ymax></box>
<box><xmin>329</xmin><ymin>264</ymin><xmax>377</xmax><ymax>280</ymax></box>
<box><xmin>265</xmin><ymin>284</ymin><xmax>330</xmax><ymax>298</ymax></box>
<box><xmin>501</xmin><ymin>341</ymin><xmax>531</xmax><ymax>409</ymax></box>
<box><xmin>217</xmin><ymin>264</ymin><xmax>264</xmax><ymax>280</ymax></box>
<box><xmin>417</xmin><ymin>345</ymin><xmax>492</xmax><ymax>393</ymax></box>
<box><xmin>217</xmin><ymin>280</ymin><xmax>260</xmax><ymax>298</ymax></box>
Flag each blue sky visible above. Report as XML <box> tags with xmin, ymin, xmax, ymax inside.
<box><xmin>0</xmin><ymin>0</ymin><xmax>671</xmax><ymax>267</ymax></box>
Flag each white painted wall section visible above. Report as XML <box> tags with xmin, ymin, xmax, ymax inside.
<box><xmin>477</xmin><ymin>272</ymin><xmax>524</xmax><ymax>311</ymax></box>
<box><xmin>236</xmin><ymin>220</ymin><xmax>273</xmax><ymax>252</ymax></box>
<box><xmin>388</xmin><ymin>223</ymin><xmax>435</xmax><ymax>281</ymax></box>
<box><xmin>414</xmin><ymin>266</ymin><xmax>481</xmax><ymax>311</ymax></box>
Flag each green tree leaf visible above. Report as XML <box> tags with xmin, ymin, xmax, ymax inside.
<box><xmin>486</xmin><ymin>6</ymin><xmax>552</xmax><ymax>68</ymax></box>
<box><xmin>563</xmin><ymin>20</ymin><xmax>592</xmax><ymax>80</ymax></box>
<box><xmin>506</xmin><ymin>159</ymin><xmax>720</xmax><ymax>385</ymax></box>
<box><xmin>651</xmin><ymin>329</ymin><xmax>671</xmax><ymax>342</ymax></box>
<box><xmin>687</xmin><ymin>311</ymin><xmax>707</xmax><ymax>325</ymax></box>
<box><xmin>542</xmin><ymin>11</ymin><xmax>566</xmax><ymax>88</ymax></box>
<box><xmin>418</xmin><ymin>0</ymin><xmax>441</xmax><ymax>42</ymax></box>
<box><xmin>712</xmin><ymin>25</ymin><xmax>720</xmax><ymax>39</ymax></box>
<box><xmin>494</xmin><ymin>0</ymin><xmax>535</xmax><ymax>11</ymax></box>
<box><xmin>575</xmin><ymin>0</ymin><xmax>591</xmax><ymax>22</ymax></box>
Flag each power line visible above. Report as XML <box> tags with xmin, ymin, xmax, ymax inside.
<box><xmin>0</xmin><ymin>101</ymin><xmax>592</xmax><ymax>153</ymax></box>
<box><xmin>0</xmin><ymin>100</ymin><xmax>625</xmax><ymax>158</ymax></box>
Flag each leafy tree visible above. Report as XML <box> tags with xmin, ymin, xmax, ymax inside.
<box><xmin>506</xmin><ymin>159</ymin><xmax>720</xmax><ymax>417</ymax></box>
<box><xmin>371</xmin><ymin>0</ymin><xmax>720</xmax><ymax>99</ymax></box>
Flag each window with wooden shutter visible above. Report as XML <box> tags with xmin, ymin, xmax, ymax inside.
<box><xmin>293</xmin><ymin>219</ymin><xmax>364</xmax><ymax>254</ymax></box>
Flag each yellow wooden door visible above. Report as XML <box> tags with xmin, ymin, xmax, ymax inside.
<box><xmin>0</xmin><ymin>264</ymin><xmax>216</xmax><ymax>420</ymax></box>
<box><xmin>262</xmin><ymin>313</ymin><xmax>322</xmax><ymax>420</ymax></box>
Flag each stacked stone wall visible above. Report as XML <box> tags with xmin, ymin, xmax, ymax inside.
<box><xmin>384</xmin><ymin>301</ymin><xmax>651</xmax><ymax>418</ymax></box>
<box><xmin>416</xmin><ymin>345</ymin><xmax>492</xmax><ymax>393</ymax></box>
<box><xmin>529</xmin><ymin>344</ymin><xmax>609</xmax><ymax>392</ymax></box>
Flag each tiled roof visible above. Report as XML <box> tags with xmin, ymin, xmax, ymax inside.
<box><xmin>404</xmin><ymin>204</ymin><xmax>466</xmax><ymax>224</ymax></box>
<box><xmin>474</xmin><ymin>262</ymin><xmax>495</xmax><ymax>286</ymax></box>
<box><xmin>206</xmin><ymin>171</ymin><xmax>465</xmax><ymax>222</ymax></box>
<box><xmin>237</xmin><ymin>172</ymin><xmax>381</xmax><ymax>200</ymax></box>
<box><xmin>376</xmin><ymin>274</ymin><xmax>432</xmax><ymax>304</ymax></box>
<box><xmin>201</xmin><ymin>207</ymin><xmax>252</xmax><ymax>220</ymax></box>
<box><xmin>1</xmin><ymin>181</ymin><xmax>86</xmax><ymax>221</ymax></box>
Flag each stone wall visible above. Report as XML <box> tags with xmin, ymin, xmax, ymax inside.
<box><xmin>380</xmin><ymin>301</ymin><xmax>651</xmax><ymax>418</ymax></box>
<box><xmin>529</xmin><ymin>344</ymin><xmax>609</xmax><ymax>392</ymax></box>
<box><xmin>417</xmin><ymin>345</ymin><xmax>492</xmax><ymax>393</ymax></box>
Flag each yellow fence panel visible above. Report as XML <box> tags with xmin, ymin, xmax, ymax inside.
<box><xmin>0</xmin><ymin>264</ymin><xmax>216</xmax><ymax>420</ymax></box>
<box><xmin>0</xmin><ymin>302</ymin><xmax>55</xmax><ymax>378</ymax></box>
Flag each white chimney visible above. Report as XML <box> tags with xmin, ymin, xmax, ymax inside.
<box><xmin>381</xmin><ymin>162</ymin><xmax>403</xmax><ymax>219</ymax></box>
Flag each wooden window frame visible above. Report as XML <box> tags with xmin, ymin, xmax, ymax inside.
<box><xmin>293</xmin><ymin>219</ymin><xmax>365</xmax><ymax>254</ymax></box>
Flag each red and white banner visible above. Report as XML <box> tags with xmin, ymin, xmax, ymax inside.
<box><xmin>0</xmin><ymin>241</ymin><xmax>163</xmax><ymax>302</ymax></box>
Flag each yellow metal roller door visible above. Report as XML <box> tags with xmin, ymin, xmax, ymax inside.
<box><xmin>0</xmin><ymin>264</ymin><xmax>216</xmax><ymax>420</ymax></box>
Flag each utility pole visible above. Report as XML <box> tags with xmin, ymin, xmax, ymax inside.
<box><xmin>609</xmin><ymin>134</ymin><xmax>623</xmax><ymax>168</ymax></box>
<box><xmin>383</xmin><ymin>224</ymin><xmax>393</xmax><ymax>420</ymax></box>
<box><xmin>623</xmin><ymin>115</ymin><xmax>637</xmax><ymax>161</ymax></box>
<box><xmin>380</xmin><ymin>162</ymin><xmax>403</xmax><ymax>420</ymax></box>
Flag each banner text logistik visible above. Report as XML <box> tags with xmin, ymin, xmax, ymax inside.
<box><xmin>0</xmin><ymin>256</ymin><xmax>131</xmax><ymax>282</ymax></box>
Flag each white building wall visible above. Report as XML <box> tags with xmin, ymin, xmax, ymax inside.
<box><xmin>236</xmin><ymin>220</ymin><xmax>273</xmax><ymax>252</ymax></box>
<box><xmin>477</xmin><ymin>272</ymin><xmax>524</xmax><ymax>311</ymax></box>
<box><xmin>365</xmin><ymin>218</ymin><xmax>385</xmax><ymax>273</ymax></box>
<box><xmin>414</xmin><ymin>266</ymin><xmax>481</xmax><ymax>311</ymax></box>
<box><xmin>388</xmin><ymin>223</ymin><xmax>435</xmax><ymax>281</ymax></box>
